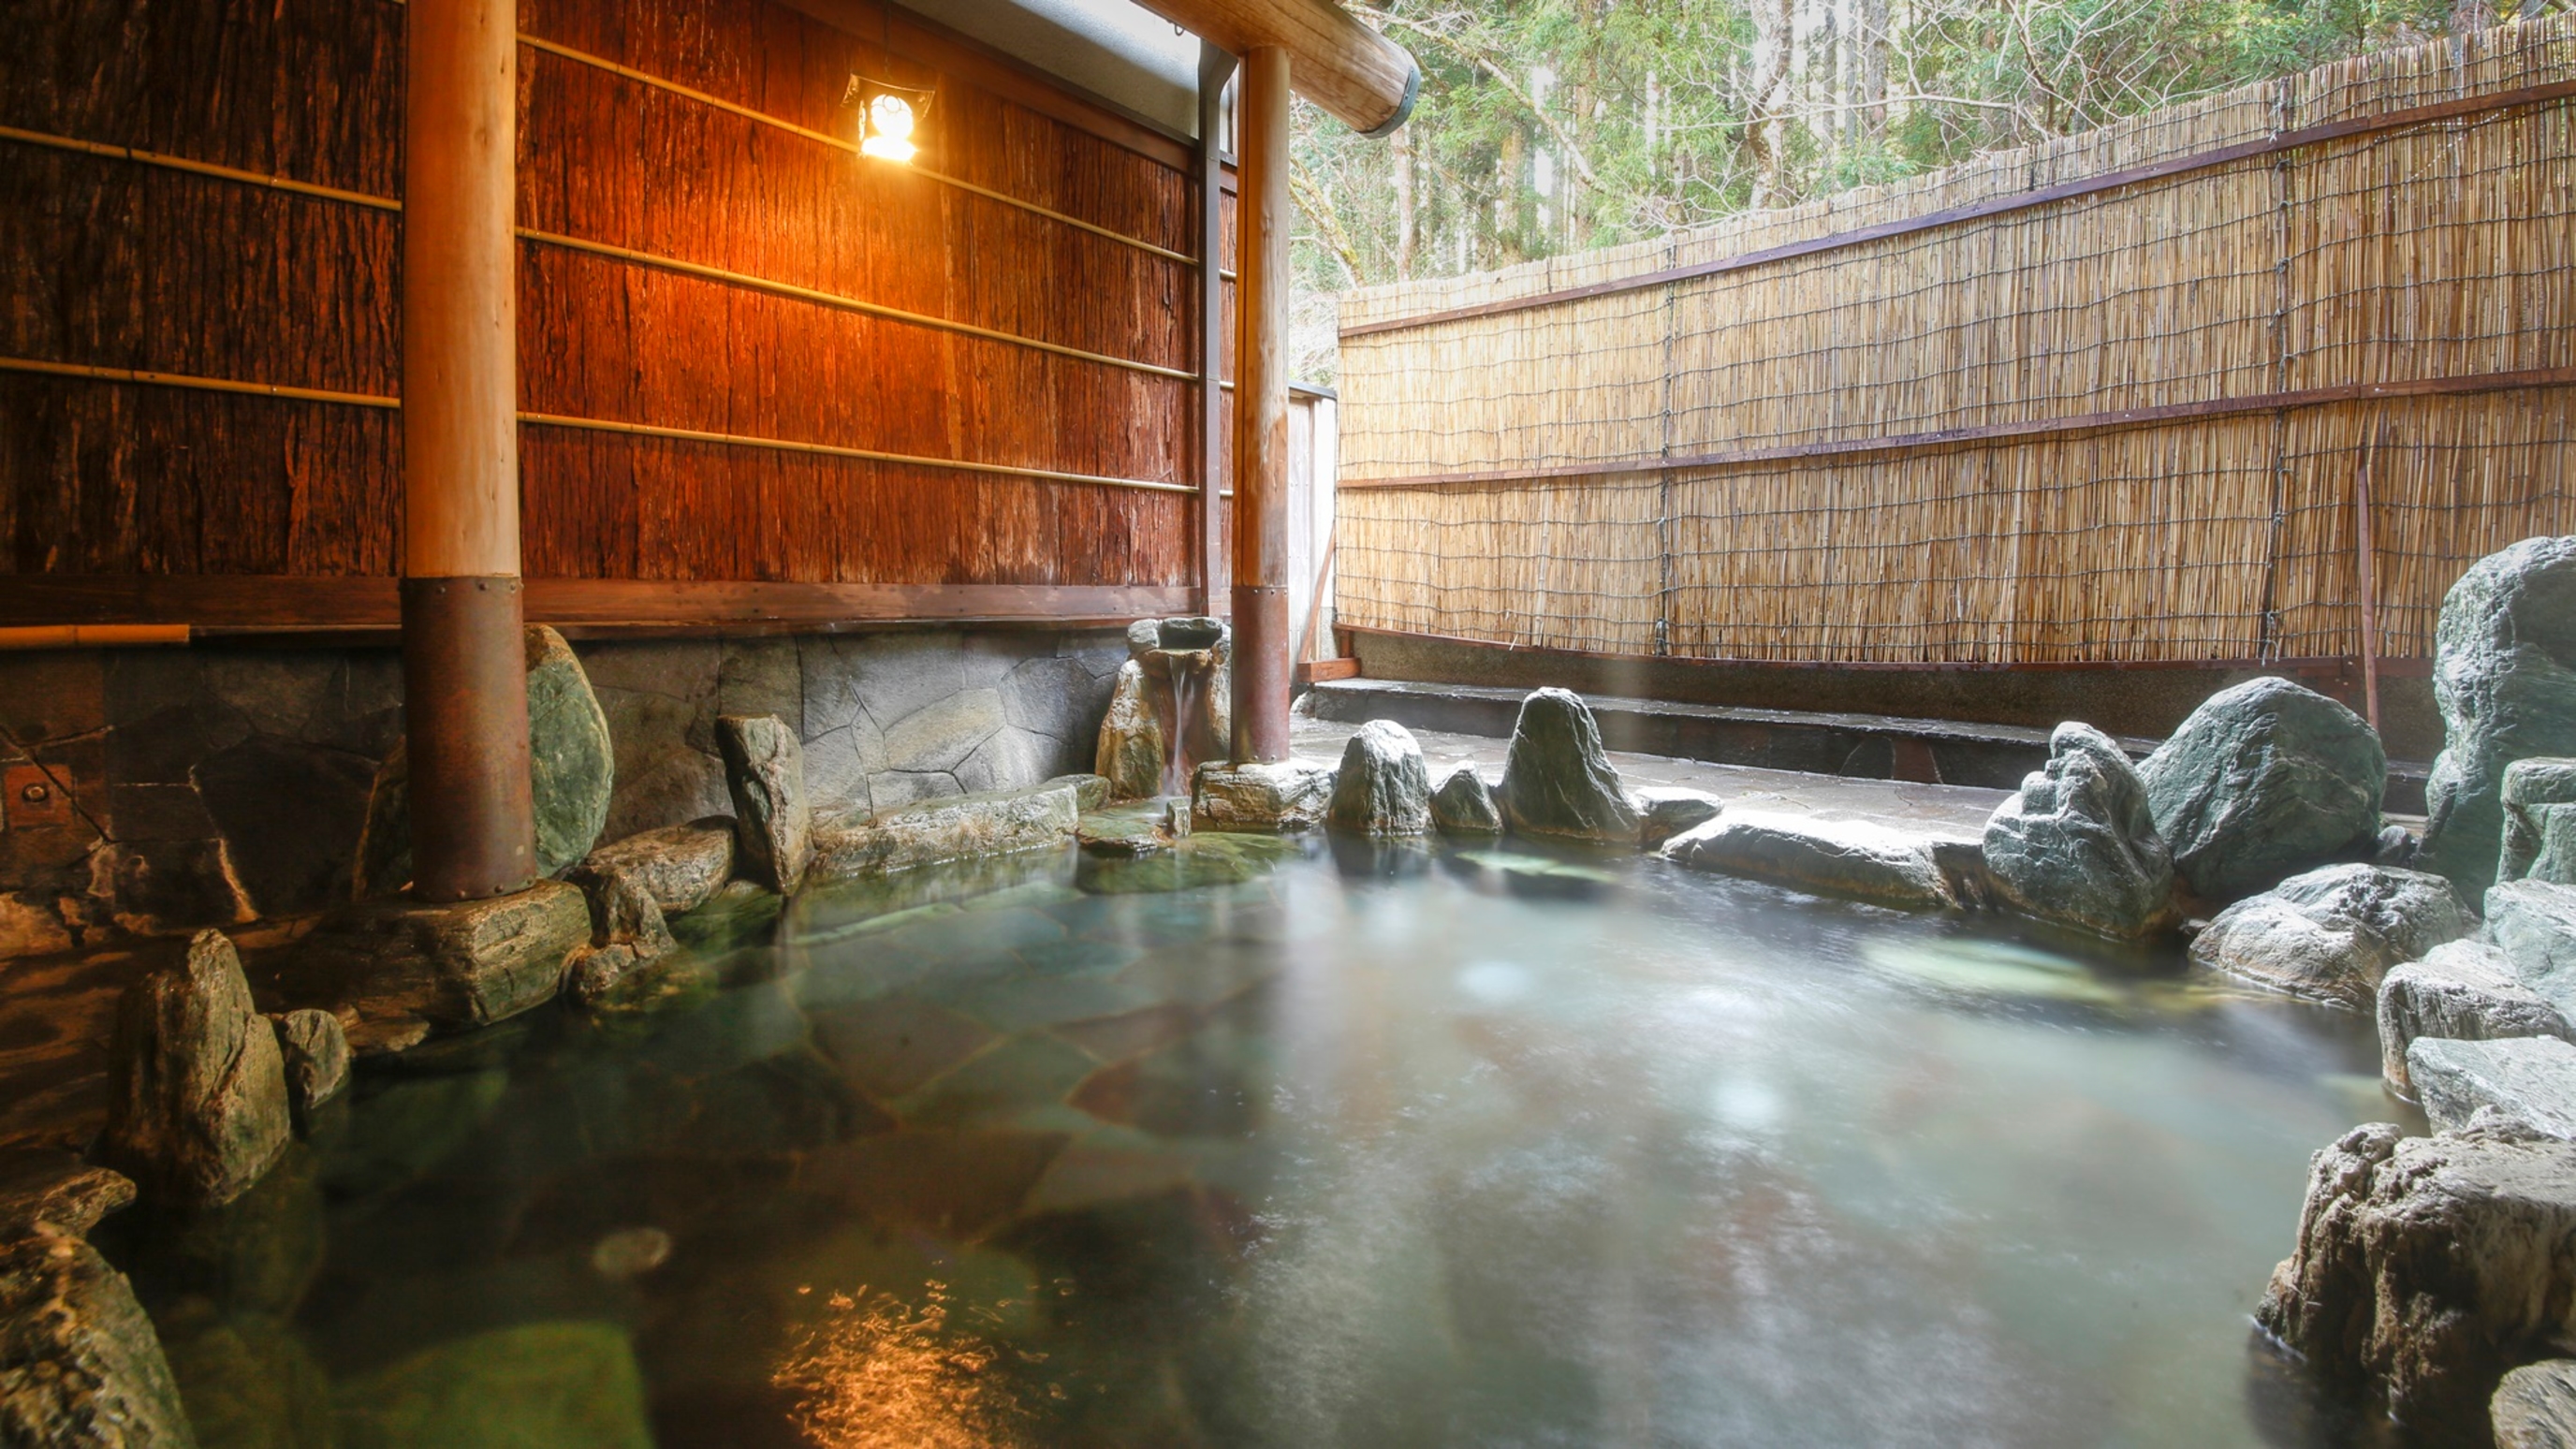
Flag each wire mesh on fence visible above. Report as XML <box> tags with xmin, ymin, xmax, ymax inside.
<box><xmin>1333</xmin><ymin>16</ymin><xmax>2576</xmax><ymax>666</ymax></box>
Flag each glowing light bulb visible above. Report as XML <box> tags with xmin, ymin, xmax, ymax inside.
<box><xmin>861</xmin><ymin>94</ymin><xmax>917</xmax><ymax>162</ymax></box>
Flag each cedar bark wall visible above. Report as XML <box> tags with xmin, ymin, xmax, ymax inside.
<box><xmin>0</xmin><ymin>0</ymin><xmax>1222</xmax><ymax>621</ymax></box>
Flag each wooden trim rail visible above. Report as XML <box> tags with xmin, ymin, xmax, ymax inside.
<box><xmin>0</xmin><ymin>577</ymin><xmax>1197</xmax><ymax>632</ymax></box>
<box><xmin>0</xmin><ymin>356</ymin><xmax>1194</xmax><ymax>494</ymax></box>
<box><xmin>1339</xmin><ymin>78</ymin><xmax>2576</xmax><ymax>340</ymax></box>
<box><xmin>1339</xmin><ymin>366</ymin><xmax>2576</xmax><ymax>490</ymax></box>
<box><xmin>0</xmin><ymin>124</ymin><xmax>1193</xmax><ymax>380</ymax></box>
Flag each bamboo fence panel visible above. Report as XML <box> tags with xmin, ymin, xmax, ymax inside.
<box><xmin>1337</xmin><ymin>13</ymin><xmax>2576</xmax><ymax>666</ymax></box>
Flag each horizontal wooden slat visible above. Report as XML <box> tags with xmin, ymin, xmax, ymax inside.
<box><xmin>0</xmin><ymin>576</ymin><xmax>1193</xmax><ymax>628</ymax></box>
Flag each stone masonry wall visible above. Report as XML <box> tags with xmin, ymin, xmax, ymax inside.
<box><xmin>0</xmin><ymin>628</ymin><xmax>1125</xmax><ymax>958</ymax></box>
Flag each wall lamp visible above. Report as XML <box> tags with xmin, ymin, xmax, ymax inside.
<box><xmin>844</xmin><ymin>76</ymin><xmax>932</xmax><ymax>164</ymax></box>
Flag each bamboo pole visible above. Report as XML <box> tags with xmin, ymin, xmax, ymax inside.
<box><xmin>2355</xmin><ymin>422</ymin><xmax>2383</xmax><ymax>730</ymax></box>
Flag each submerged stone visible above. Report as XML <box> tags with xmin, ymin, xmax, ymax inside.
<box><xmin>2408</xmin><ymin>1035</ymin><xmax>2576</xmax><ymax>1138</ymax></box>
<box><xmin>268</xmin><ymin>1009</ymin><xmax>350</xmax><ymax>1120</ymax></box>
<box><xmin>2379</xmin><ymin>941</ymin><xmax>2571</xmax><ymax>1096</ymax></box>
<box><xmin>1500</xmin><ymin>689</ymin><xmax>1638</xmax><ymax>844</ymax></box>
<box><xmin>1192</xmin><ymin>759</ymin><xmax>1335</xmax><ymax>833</ymax></box>
<box><xmin>103</xmin><ymin>929</ymin><xmax>291</xmax><ymax>1209</ymax></box>
<box><xmin>1662</xmin><ymin>811</ymin><xmax>1954</xmax><ymax>909</ymax></box>
<box><xmin>2495</xmin><ymin>1361</ymin><xmax>2576</xmax><ymax>1449</ymax></box>
<box><xmin>718</xmin><ymin>714</ymin><xmax>812</xmax><ymax>894</ymax></box>
<box><xmin>1430</xmin><ymin>765</ymin><xmax>1503</xmax><ymax>837</ymax></box>
<box><xmin>354</xmin><ymin>626</ymin><xmax>614</xmax><ymax>896</ymax></box>
<box><xmin>1328</xmin><ymin>721</ymin><xmax>1431</xmax><ymax>836</ymax></box>
<box><xmin>2187</xmin><ymin>863</ymin><xmax>2477</xmax><ymax>1008</ymax></box>
<box><xmin>2257</xmin><ymin>1118</ymin><xmax>2576</xmax><ymax>1427</ymax></box>
<box><xmin>331</xmin><ymin>1321</ymin><xmax>652</xmax><ymax>1449</ymax></box>
<box><xmin>280</xmin><ymin>882</ymin><xmax>592</xmax><ymax>1032</ymax></box>
<box><xmin>2422</xmin><ymin>536</ymin><xmax>2576</xmax><ymax>893</ymax></box>
<box><xmin>2138</xmin><ymin>677</ymin><xmax>2384</xmax><ymax>902</ymax></box>
<box><xmin>0</xmin><ymin>1231</ymin><xmax>197</xmax><ymax>1448</ymax></box>
<box><xmin>2502</xmin><ymin>757</ymin><xmax>2576</xmax><ymax>889</ymax></box>
<box><xmin>811</xmin><ymin>781</ymin><xmax>1080</xmax><ymax>878</ymax></box>
<box><xmin>1983</xmin><ymin>722</ymin><xmax>2174</xmax><ymax>939</ymax></box>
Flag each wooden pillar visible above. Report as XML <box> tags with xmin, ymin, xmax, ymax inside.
<box><xmin>1229</xmin><ymin>46</ymin><xmax>1292</xmax><ymax>764</ymax></box>
<box><xmin>1197</xmin><ymin>43</ymin><xmax>1237</xmax><ymax>620</ymax></box>
<box><xmin>401</xmin><ymin>0</ymin><xmax>535</xmax><ymax>901</ymax></box>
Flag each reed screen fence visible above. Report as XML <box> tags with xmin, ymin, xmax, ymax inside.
<box><xmin>1332</xmin><ymin>17</ymin><xmax>2576</xmax><ymax>668</ymax></box>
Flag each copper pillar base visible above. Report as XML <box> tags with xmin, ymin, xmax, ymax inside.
<box><xmin>1230</xmin><ymin>584</ymin><xmax>1292</xmax><ymax>764</ymax></box>
<box><xmin>401</xmin><ymin>576</ymin><xmax>536</xmax><ymax>901</ymax></box>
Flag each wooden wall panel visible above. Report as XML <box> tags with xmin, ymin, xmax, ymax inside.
<box><xmin>0</xmin><ymin>0</ymin><xmax>1218</xmax><ymax>620</ymax></box>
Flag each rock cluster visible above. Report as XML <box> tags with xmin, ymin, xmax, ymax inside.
<box><xmin>2137</xmin><ymin>676</ymin><xmax>2385</xmax><ymax>902</ymax></box>
<box><xmin>1982</xmin><ymin>723</ymin><xmax>2174</xmax><ymax>939</ymax></box>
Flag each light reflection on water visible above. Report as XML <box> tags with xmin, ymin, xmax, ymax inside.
<box><xmin>114</xmin><ymin>835</ymin><xmax>2424</xmax><ymax>1448</ymax></box>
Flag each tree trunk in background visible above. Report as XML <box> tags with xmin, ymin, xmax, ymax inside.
<box><xmin>1743</xmin><ymin>0</ymin><xmax>1795</xmax><ymax>205</ymax></box>
<box><xmin>1861</xmin><ymin>0</ymin><xmax>1890</xmax><ymax>138</ymax></box>
<box><xmin>1391</xmin><ymin>124</ymin><xmax>1417</xmax><ymax>279</ymax></box>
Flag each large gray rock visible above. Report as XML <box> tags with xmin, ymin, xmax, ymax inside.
<box><xmin>2380</xmin><ymin>941</ymin><xmax>2571</xmax><ymax>1096</ymax></box>
<box><xmin>0</xmin><ymin>1231</ymin><xmax>198</xmax><ymax>1447</ymax></box>
<box><xmin>2188</xmin><ymin>862</ymin><xmax>2477</xmax><ymax>1007</ymax></box>
<box><xmin>1328</xmin><ymin>722</ymin><xmax>1431</xmax><ymax>836</ymax></box>
<box><xmin>1662</xmin><ymin>811</ymin><xmax>1955</xmax><ymax>909</ymax></box>
<box><xmin>268</xmin><ymin>1010</ymin><xmax>349</xmax><ymax>1120</ymax></box>
<box><xmin>1500</xmin><ymin>689</ymin><xmax>1638</xmax><ymax>844</ymax></box>
<box><xmin>2138</xmin><ymin>676</ymin><xmax>2385</xmax><ymax>901</ymax></box>
<box><xmin>1193</xmin><ymin>759</ymin><xmax>1335</xmax><ymax>833</ymax></box>
<box><xmin>2257</xmin><ymin>1117</ymin><xmax>2576</xmax><ymax>1427</ymax></box>
<box><xmin>2423</xmin><ymin>537</ymin><xmax>2576</xmax><ymax>893</ymax></box>
<box><xmin>101</xmin><ymin>930</ymin><xmax>290</xmax><ymax>1210</ymax></box>
<box><xmin>2496</xmin><ymin>1360</ymin><xmax>2576</xmax><ymax>1449</ymax></box>
<box><xmin>1430</xmin><ymin>766</ymin><xmax>1503</xmax><ymax>837</ymax></box>
<box><xmin>2490</xmin><ymin>879</ymin><xmax>2576</xmax><ymax>1019</ymax></box>
<box><xmin>2503</xmin><ymin>758</ymin><xmax>2576</xmax><ymax>888</ymax></box>
<box><xmin>1983</xmin><ymin>722</ymin><xmax>2174</xmax><ymax>939</ymax></box>
<box><xmin>572</xmin><ymin>820</ymin><xmax>734</xmax><ymax>916</ymax></box>
<box><xmin>353</xmin><ymin>626</ymin><xmax>614</xmax><ymax>896</ymax></box>
<box><xmin>811</xmin><ymin>781</ymin><xmax>1080</xmax><ymax>878</ymax></box>
<box><xmin>716</xmin><ymin>715</ymin><xmax>812</xmax><ymax>893</ymax></box>
<box><xmin>279</xmin><ymin>882</ymin><xmax>592</xmax><ymax>1032</ymax></box>
<box><xmin>2408</xmin><ymin>1035</ymin><xmax>2576</xmax><ymax>1138</ymax></box>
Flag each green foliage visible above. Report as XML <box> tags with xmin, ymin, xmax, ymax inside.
<box><xmin>1287</xmin><ymin>0</ymin><xmax>2527</xmax><ymax>376</ymax></box>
